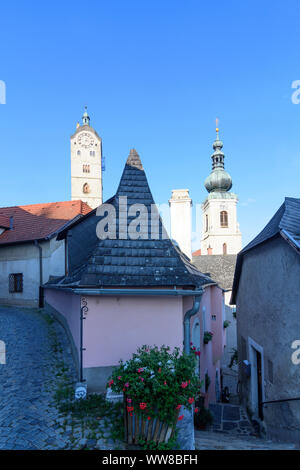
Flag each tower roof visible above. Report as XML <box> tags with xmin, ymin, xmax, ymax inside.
<box><xmin>204</xmin><ymin>124</ymin><xmax>232</xmax><ymax>194</ymax></box>
<box><xmin>49</xmin><ymin>149</ymin><xmax>213</xmax><ymax>289</ymax></box>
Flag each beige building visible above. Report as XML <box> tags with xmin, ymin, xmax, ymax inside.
<box><xmin>71</xmin><ymin>107</ymin><xmax>103</xmax><ymax>209</ymax></box>
<box><xmin>0</xmin><ymin>201</ymin><xmax>91</xmax><ymax>307</ymax></box>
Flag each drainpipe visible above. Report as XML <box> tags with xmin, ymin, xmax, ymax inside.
<box><xmin>183</xmin><ymin>292</ymin><xmax>203</xmax><ymax>354</ymax></box>
<box><xmin>80</xmin><ymin>298</ymin><xmax>88</xmax><ymax>382</ymax></box>
<box><xmin>34</xmin><ymin>240</ymin><xmax>44</xmax><ymax>308</ymax></box>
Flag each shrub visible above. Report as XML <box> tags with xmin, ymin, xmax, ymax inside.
<box><xmin>107</xmin><ymin>345</ymin><xmax>202</xmax><ymax>425</ymax></box>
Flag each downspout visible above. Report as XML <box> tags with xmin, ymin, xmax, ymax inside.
<box><xmin>183</xmin><ymin>292</ymin><xmax>203</xmax><ymax>354</ymax></box>
<box><xmin>80</xmin><ymin>298</ymin><xmax>88</xmax><ymax>382</ymax></box>
<box><xmin>34</xmin><ymin>240</ymin><xmax>43</xmax><ymax>308</ymax></box>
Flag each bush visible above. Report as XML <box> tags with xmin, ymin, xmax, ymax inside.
<box><xmin>107</xmin><ymin>345</ymin><xmax>202</xmax><ymax>425</ymax></box>
<box><xmin>194</xmin><ymin>405</ymin><xmax>213</xmax><ymax>429</ymax></box>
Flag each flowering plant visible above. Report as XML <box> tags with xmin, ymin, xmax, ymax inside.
<box><xmin>203</xmin><ymin>331</ymin><xmax>213</xmax><ymax>344</ymax></box>
<box><xmin>107</xmin><ymin>345</ymin><xmax>201</xmax><ymax>425</ymax></box>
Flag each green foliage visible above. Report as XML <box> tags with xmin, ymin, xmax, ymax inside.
<box><xmin>108</xmin><ymin>345</ymin><xmax>201</xmax><ymax>425</ymax></box>
<box><xmin>138</xmin><ymin>432</ymin><xmax>179</xmax><ymax>450</ymax></box>
<box><xmin>223</xmin><ymin>320</ymin><xmax>231</xmax><ymax>328</ymax></box>
<box><xmin>228</xmin><ymin>348</ymin><xmax>238</xmax><ymax>369</ymax></box>
<box><xmin>203</xmin><ymin>331</ymin><xmax>213</xmax><ymax>344</ymax></box>
<box><xmin>194</xmin><ymin>406</ymin><xmax>213</xmax><ymax>429</ymax></box>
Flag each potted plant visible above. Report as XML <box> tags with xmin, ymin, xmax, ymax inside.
<box><xmin>107</xmin><ymin>345</ymin><xmax>201</xmax><ymax>446</ymax></box>
<box><xmin>223</xmin><ymin>320</ymin><xmax>231</xmax><ymax>329</ymax></box>
<box><xmin>203</xmin><ymin>331</ymin><xmax>213</xmax><ymax>344</ymax></box>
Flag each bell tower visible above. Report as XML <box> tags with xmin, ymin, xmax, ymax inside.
<box><xmin>200</xmin><ymin>122</ymin><xmax>242</xmax><ymax>255</ymax></box>
<box><xmin>70</xmin><ymin>107</ymin><xmax>103</xmax><ymax>209</ymax></box>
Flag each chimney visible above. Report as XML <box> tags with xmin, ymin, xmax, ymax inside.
<box><xmin>169</xmin><ymin>189</ymin><xmax>192</xmax><ymax>259</ymax></box>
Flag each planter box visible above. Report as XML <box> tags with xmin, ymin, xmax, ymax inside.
<box><xmin>124</xmin><ymin>398</ymin><xmax>179</xmax><ymax>445</ymax></box>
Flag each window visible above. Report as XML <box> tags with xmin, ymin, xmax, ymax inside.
<box><xmin>77</xmin><ymin>150</ymin><xmax>81</xmax><ymax>156</ymax></box>
<box><xmin>205</xmin><ymin>214</ymin><xmax>208</xmax><ymax>232</ymax></box>
<box><xmin>223</xmin><ymin>243</ymin><xmax>227</xmax><ymax>255</ymax></box>
<box><xmin>83</xmin><ymin>183</ymin><xmax>90</xmax><ymax>194</ymax></box>
<box><xmin>90</xmin><ymin>151</ymin><xmax>95</xmax><ymax>156</ymax></box>
<box><xmin>220</xmin><ymin>210</ymin><xmax>228</xmax><ymax>227</ymax></box>
<box><xmin>83</xmin><ymin>164</ymin><xmax>90</xmax><ymax>173</ymax></box>
<box><xmin>9</xmin><ymin>273</ymin><xmax>23</xmax><ymax>293</ymax></box>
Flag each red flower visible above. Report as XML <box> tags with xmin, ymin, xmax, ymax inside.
<box><xmin>139</xmin><ymin>403</ymin><xmax>147</xmax><ymax>410</ymax></box>
<box><xmin>158</xmin><ymin>368</ymin><xmax>162</xmax><ymax>373</ymax></box>
<box><xmin>176</xmin><ymin>404</ymin><xmax>182</xmax><ymax>410</ymax></box>
<box><xmin>139</xmin><ymin>376</ymin><xmax>144</xmax><ymax>382</ymax></box>
<box><xmin>127</xmin><ymin>406</ymin><xmax>134</xmax><ymax>413</ymax></box>
<box><xmin>117</xmin><ymin>376</ymin><xmax>122</xmax><ymax>380</ymax></box>
<box><xmin>181</xmin><ymin>381</ymin><xmax>188</xmax><ymax>389</ymax></box>
<box><xmin>127</xmin><ymin>398</ymin><xmax>132</xmax><ymax>403</ymax></box>
<box><xmin>188</xmin><ymin>397</ymin><xmax>195</xmax><ymax>404</ymax></box>
<box><xmin>194</xmin><ymin>407</ymin><xmax>199</xmax><ymax>413</ymax></box>
<box><xmin>178</xmin><ymin>415</ymin><xmax>184</xmax><ymax>421</ymax></box>
<box><xmin>164</xmin><ymin>381</ymin><xmax>167</xmax><ymax>385</ymax></box>
<box><xmin>108</xmin><ymin>379</ymin><xmax>114</xmax><ymax>387</ymax></box>
<box><xmin>125</xmin><ymin>382</ymin><xmax>129</xmax><ymax>388</ymax></box>
<box><xmin>147</xmin><ymin>416</ymin><xmax>151</xmax><ymax>420</ymax></box>
<box><xmin>195</xmin><ymin>351</ymin><xmax>201</xmax><ymax>357</ymax></box>
<box><xmin>137</xmin><ymin>368</ymin><xmax>144</xmax><ymax>373</ymax></box>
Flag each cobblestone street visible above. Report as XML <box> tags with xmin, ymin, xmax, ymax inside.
<box><xmin>195</xmin><ymin>430</ymin><xmax>298</xmax><ymax>450</ymax></box>
<box><xmin>0</xmin><ymin>306</ymin><xmax>123</xmax><ymax>450</ymax></box>
<box><xmin>0</xmin><ymin>306</ymin><xmax>77</xmax><ymax>449</ymax></box>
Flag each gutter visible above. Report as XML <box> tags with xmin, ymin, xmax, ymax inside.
<box><xmin>71</xmin><ymin>288</ymin><xmax>205</xmax><ymax>297</ymax></box>
<box><xmin>34</xmin><ymin>240</ymin><xmax>44</xmax><ymax>308</ymax></box>
<box><xmin>183</xmin><ymin>293</ymin><xmax>203</xmax><ymax>354</ymax></box>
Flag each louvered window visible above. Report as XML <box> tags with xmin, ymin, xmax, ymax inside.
<box><xmin>220</xmin><ymin>211</ymin><xmax>228</xmax><ymax>227</ymax></box>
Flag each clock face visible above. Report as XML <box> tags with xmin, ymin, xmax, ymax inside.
<box><xmin>78</xmin><ymin>132</ymin><xmax>94</xmax><ymax>148</ymax></box>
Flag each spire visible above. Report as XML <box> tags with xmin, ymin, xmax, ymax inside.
<box><xmin>82</xmin><ymin>105</ymin><xmax>90</xmax><ymax>126</ymax></box>
<box><xmin>204</xmin><ymin>121</ymin><xmax>232</xmax><ymax>193</ymax></box>
<box><xmin>126</xmin><ymin>148</ymin><xmax>143</xmax><ymax>170</ymax></box>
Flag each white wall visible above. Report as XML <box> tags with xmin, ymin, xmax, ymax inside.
<box><xmin>0</xmin><ymin>238</ymin><xmax>65</xmax><ymax>307</ymax></box>
<box><xmin>169</xmin><ymin>189</ymin><xmax>192</xmax><ymax>259</ymax></box>
<box><xmin>201</xmin><ymin>196</ymin><xmax>242</xmax><ymax>255</ymax></box>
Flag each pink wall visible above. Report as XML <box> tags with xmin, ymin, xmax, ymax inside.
<box><xmin>189</xmin><ymin>285</ymin><xmax>225</xmax><ymax>405</ymax></box>
<box><xmin>82</xmin><ymin>295</ymin><xmax>184</xmax><ymax>368</ymax></box>
<box><xmin>45</xmin><ymin>288</ymin><xmax>81</xmax><ymax>356</ymax></box>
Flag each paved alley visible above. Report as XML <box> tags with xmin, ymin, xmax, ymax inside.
<box><xmin>0</xmin><ymin>306</ymin><xmax>75</xmax><ymax>450</ymax></box>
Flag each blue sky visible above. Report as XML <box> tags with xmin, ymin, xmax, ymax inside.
<box><xmin>0</xmin><ymin>0</ymin><xmax>299</xmax><ymax>249</ymax></box>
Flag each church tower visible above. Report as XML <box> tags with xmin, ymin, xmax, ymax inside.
<box><xmin>71</xmin><ymin>107</ymin><xmax>103</xmax><ymax>209</ymax></box>
<box><xmin>200</xmin><ymin>123</ymin><xmax>242</xmax><ymax>255</ymax></box>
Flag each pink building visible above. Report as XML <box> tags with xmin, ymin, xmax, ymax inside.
<box><xmin>44</xmin><ymin>149</ymin><xmax>226</xmax><ymax>404</ymax></box>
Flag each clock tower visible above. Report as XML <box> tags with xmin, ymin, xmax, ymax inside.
<box><xmin>70</xmin><ymin>107</ymin><xmax>103</xmax><ymax>209</ymax></box>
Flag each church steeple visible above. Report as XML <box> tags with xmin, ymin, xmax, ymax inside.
<box><xmin>200</xmin><ymin>120</ymin><xmax>242</xmax><ymax>256</ymax></box>
<box><xmin>204</xmin><ymin>121</ymin><xmax>232</xmax><ymax>193</ymax></box>
<box><xmin>82</xmin><ymin>106</ymin><xmax>90</xmax><ymax>126</ymax></box>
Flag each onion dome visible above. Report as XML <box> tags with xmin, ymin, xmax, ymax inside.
<box><xmin>204</xmin><ymin>124</ymin><xmax>232</xmax><ymax>193</ymax></box>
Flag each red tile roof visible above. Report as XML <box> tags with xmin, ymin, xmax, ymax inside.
<box><xmin>0</xmin><ymin>200</ymin><xmax>92</xmax><ymax>245</ymax></box>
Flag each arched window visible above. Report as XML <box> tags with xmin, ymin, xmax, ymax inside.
<box><xmin>223</xmin><ymin>243</ymin><xmax>227</xmax><ymax>255</ymax></box>
<box><xmin>220</xmin><ymin>211</ymin><xmax>228</xmax><ymax>227</ymax></box>
<box><xmin>83</xmin><ymin>183</ymin><xmax>90</xmax><ymax>194</ymax></box>
<box><xmin>77</xmin><ymin>150</ymin><xmax>81</xmax><ymax>156</ymax></box>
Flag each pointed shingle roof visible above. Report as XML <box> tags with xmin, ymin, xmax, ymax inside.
<box><xmin>54</xmin><ymin>150</ymin><xmax>213</xmax><ymax>289</ymax></box>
